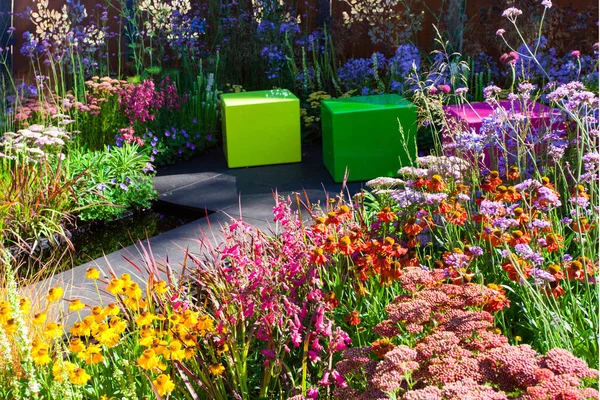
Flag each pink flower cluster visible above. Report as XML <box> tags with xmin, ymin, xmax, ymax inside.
<box><xmin>334</xmin><ymin>267</ymin><xmax>599</xmax><ymax>399</ymax></box>
<box><xmin>118</xmin><ymin>78</ymin><xmax>181</xmax><ymax>125</ymax></box>
<box><xmin>118</xmin><ymin>126</ymin><xmax>144</xmax><ymax>146</ymax></box>
<box><xmin>191</xmin><ymin>197</ymin><xmax>352</xmax><ymax>392</ymax></box>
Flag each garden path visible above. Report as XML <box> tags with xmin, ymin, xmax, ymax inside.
<box><xmin>30</xmin><ymin>144</ymin><xmax>364</xmax><ymax>324</ymax></box>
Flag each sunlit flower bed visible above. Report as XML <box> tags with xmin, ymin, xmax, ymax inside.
<box><xmin>0</xmin><ymin>1</ymin><xmax>598</xmax><ymax>399</ymax></box>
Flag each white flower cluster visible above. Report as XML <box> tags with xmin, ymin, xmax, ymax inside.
<box><xmin>139</xmin><ymin>0</ymin><xmax>191</xmax><ymax>34</ymax></box>
<box><xmin>30</xmin><ymin>0</ymin><xmax>72</xmax><ymax>44</ymax></box>
<box><xmin>414</xmin><ymin>155</ymin><xmax>470</xmax><ymax>180</ymax></box>
<box><xmin>0</xmin><ymin>120</ymin><xmax>71</xmax><ymax>163</ymax></box>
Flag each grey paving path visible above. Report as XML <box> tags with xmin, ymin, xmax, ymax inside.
<box><xmin>31</xmin><ymin>144</ymin><xmax>365</xmax><ymax>322</ymax></box>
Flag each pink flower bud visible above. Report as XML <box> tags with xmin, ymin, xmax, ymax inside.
<box><xmin>571</xmin><ymin>50</ymin><xmax>581</xmax><ymax>58</ymax></box>
<box><xmin>509</xmin><ymin>51</ymin><xmax>520</xmax><ymax>61</ymax></box>
<box><xmin>500</xmin><ymin>53</ymin><xmax>510</xmax><ymax>64</ymax></box>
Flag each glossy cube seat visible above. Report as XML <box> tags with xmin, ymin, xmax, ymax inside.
<box><xmin>321</xmin><ymin>94</ymin><xmax>417</xmax><ymax>182</ymax></box>
<box><xmin>443</xmin><ymin>100</ymin><xmax>555</xmax><ymax>169</ymax></box>
<box><xmin>221</xmin><ymin>89</ymin><xmax>301</xmax><ymax>168</ymax></box>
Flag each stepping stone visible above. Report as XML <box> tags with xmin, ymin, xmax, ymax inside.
<box><xmin>221</xmin><ymin>89</ymin><xmax>301</xmax><ymax>168</ymax></box>
<box><xmin>321</xmin><ymin>94</ymin><xmax>417</xmax><ymax>183</ymax></box>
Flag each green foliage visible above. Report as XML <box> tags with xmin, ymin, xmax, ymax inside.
<box><xmin>67</xmin><ymin>143</ymin><xmax>157</xmax><ymax>221</ymax></box>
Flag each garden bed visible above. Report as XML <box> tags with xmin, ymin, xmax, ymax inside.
<box><xmin>11</xmin><ymin>201</ymin><xmax>212</xmax><ymax>280</ymax></box>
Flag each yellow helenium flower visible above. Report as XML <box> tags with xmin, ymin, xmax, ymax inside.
<box><xmin>123</xmin><ymin>297</ymin><xmax>146</xmax><ymax>311</ymax></box>
<box><xmin>93</xmin><ymin>324</ymin><xmax>120</xmax><ymax>347</ymax></box>
<box><xmin>0</xmin><ymin>302</ymin><xmax>12</xmax><ymax>324</ymax></box>
<box><xmin>46</xmin><ymin>287</ymin><xmax>64</xmax><ymax>302</ymax></box>
<box><xmin>43</xmin><ymin>322</ymin><xmax>64</xmax><ymax>339</ymax></box>
<box><xmin>180</xmin><ymin>333</ymin><xmax>196</xmax><ymax>347</ymax></box>
<box><xmin>136</xmin><ymin>311</ymin><xmax>156</xmax><ymax>326</ymax></box>
<box><xmin>52</xmin><ymin>360</ymin><xmax>77</xmax><ymax>382</ymax></box>
<box><xmin>85</xmin><ymin>268</ymin><xmax>100</xmax><ymax>280</ymax></box>
<box><xmin>91</xmin><ymin>306</ymin><xmax>106</xmax><ymax>323</ymax></box>
<box><xmin>3</xmin><ymin>318</ymin><xmax>17</xmax><ymax>335</ymax></box>
<box><xmin>163</xmin><ymin>340</ymin><xmax>185</xmax><ymax>361</ymax></box>
<box><xmin>182</xmin><ymin>310</ymin><xmax>199</xmax><ymax>327</ymax></box>
<box><xmin>70</xmin><ymin>321</ymin><xmax>91</xmax><ymax>337</ymax></box>
<box><xmin>125</xmin><ymin>282</ymin><xmax>143</xmax><ymax>300</ymax></box>
<box><xmin>217</xmin><ymin>343</ymin><xmax>229</xmax><ymax>356</ymax></box>
<box><xmin>153</xmin><ymin>374</ymin><xmax>175</xmax><ymax>396</ymax></box>
<box><xmin>32</xmin><ymin>312</ymin><xmax>47</xmax><ymax>326</ymax></box>
<box><xmin>109</xmin><ymin>316</ymin><xmax>127</xmax><ymax>334</ymax></box>
<box><xmin>69</xmin><ymin>368</ymin><xmax>91</xmax><ymax>385</ymax></box>
<box><xmin>69</xmin><ymin>299</ymin><xmax>86</xmax><ymax>311</ymax></box>
<box><xmin>209</xmin><ymin>363</ymin><xmax>225</xmax><ymax>376</ymax></box>
<box><xmin>79</xmin><ymin>344</ymin><xmax>104</xmax><ymax>365</ymax></box>
<box><xmin>153</xmin><ymin>281</ymin><xmax>169</xmax><ymax>295</ymax></box>
<box><xmin>139</xmin><ymin>326</ymin><xmax>156</xmax><ymax>347</ymax></box>
<box><xmin>137</xmin><ymin>349</ymin><xmax>165</xmax><ymax>370</ymax></box>
<box><xmin>150</xmin><ymin>338</ymin><xmax>168</xmax><ymax>355</ymax></box>
<box><xmin>106</xmin><ymin>278</ymin><xmax>125</xmax><ymax>295</ymax></box>
<box><xmin>68</xmin><ymin>338</ymin><xmax>86</xmax><ymax>353</ymax></box>
<box><xmin>104</xmin><ymin>303</ymin><xmax>120</xmax><ymax>316</ymax></box>
<box><xmin>196</xmin><ymin>315</ymin><xmax>214</xmax><ymax>334</ymax></box>
<box><xmin>184</xmin><ymin>346</ymin><xmax>197</xmax><ymax>359</ymax></box>
<box><xmin>19</xmin><ymin>298</ymin><xmax>31</xmax><ymax>313</ymax></box>
<box><xmin>32</xmin><ymin>346</ymin><xmax>51</xmax><ymax>365</ymax></box>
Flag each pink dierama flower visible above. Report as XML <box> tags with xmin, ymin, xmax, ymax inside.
<box><xmin>437</xmin><ymin>84</ymin><xmax>451</xmax><ymax>94</ymax></box>
<box><xmin>571</xmin><ymin>50</ymin><xmax>581</xmax><ymax>58</ymax></box>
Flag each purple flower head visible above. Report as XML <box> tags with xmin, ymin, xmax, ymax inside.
<box><xmin>120</xmin><ymin>183</ymin><xmax>128</xmax><ymax>191</ymax></box>
<box><xmin>479</xmin><ymin>200</ymin><xmax>506</xmax><ymax>217</ymax></box>
<box><xmin>514</xmin><ymin>244</ymin><xmax>544</xmax><ymax>266</ymax></box>
<box><xmin>469</xmin><ymin>246</ymin><xmax>484</xmax><ymax>257</ymax></box>
<box><xmin>531</xmin><ymin>268</ymin><xmax>556</xmax><ymax>285</ymax></box>
<box><xmin>97</xmin><ymin>183</ymin><xmax>107</xmax><ymax>191</ymax></box>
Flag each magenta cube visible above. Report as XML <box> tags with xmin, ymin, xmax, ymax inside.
<box><xmin>443</xmin><ymin>100</ymin><xmax>556</xmax><ymax>169</ymax></box>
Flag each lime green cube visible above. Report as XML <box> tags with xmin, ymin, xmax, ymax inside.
<box><xmin>221</xmin><ymin>89</ymin><xmax>301</xmax><ymax>168</ymax></box>
<box><xmin>321</xmin><ymin>94</ymin><xmax>417</xmax><ymax>182</ymax></box>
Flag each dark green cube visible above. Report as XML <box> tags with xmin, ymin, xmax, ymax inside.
<box><xmin>321</xmin><ymin>94</ymin><xmax>417</xmax><ymax>182</ymax></box>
